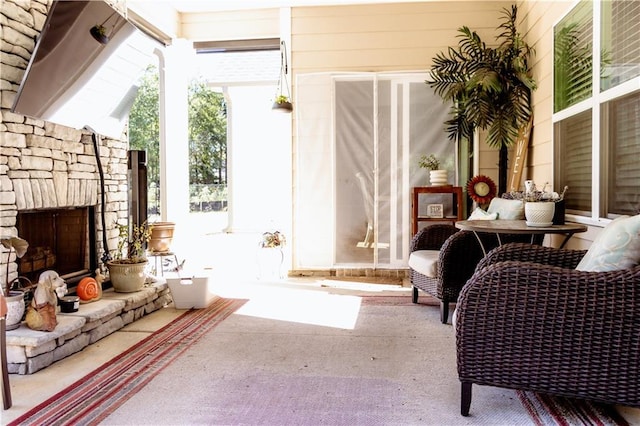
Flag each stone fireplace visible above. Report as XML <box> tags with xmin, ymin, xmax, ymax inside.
<box><xmin>1</xmin><ymin>0</ymin><xmax>128</xmax><ymax>293</ymax></box>
<box><xmin>0</xmin><ymin>1</ymin><xmax>175</xmax><ymax>376</ymax></box>
<box><xmin>0</xmin><ymin>121</ymin><xmax>129</xmax><ymax>292</ymax></box>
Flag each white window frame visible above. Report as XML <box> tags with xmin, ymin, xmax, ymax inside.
<box><xmin>552</xmin><ymin>0</ymin><xmax>640</xmax><ymax>226</ymax></box>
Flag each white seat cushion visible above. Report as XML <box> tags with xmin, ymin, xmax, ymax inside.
<box><xmin>408</xmin><ymin>250</ymin><xmax>440</xmax><ymax>278</ymax></box>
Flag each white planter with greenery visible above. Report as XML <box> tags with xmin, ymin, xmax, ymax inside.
<box><xmin>525</xmin><ymin>202</ymin><xmax>555</xmax><ymax>227</ymax></box>
<box><xmin>429</xmin><ymin>170</ymin><xmax>449</xmax><ymax>186</ymax></box>
<box><xmin>419</xmin><ymin>154</ymin><xmax>449</xmax><ymax>186</ymax></box>
<box><xmin>106</xmin><ymin>221</ymin><xmax>152</xmax><ymax>293</ymax></box>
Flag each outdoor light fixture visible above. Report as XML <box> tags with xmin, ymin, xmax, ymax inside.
<box><xmin>272</xmin><ymin>40</ymin><xmax>292</xmax><ymax>113</ymax></box>
<box><xmin>90</xmin><ymin>11</ymin><xmax>118</xmax><ymax>45</ymax></box>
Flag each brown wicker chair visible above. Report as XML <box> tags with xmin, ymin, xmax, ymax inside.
<box><xmin>456</xmin><ymin>242</ymin><xmax>640</xmax><ymax>416</ymax></box>
<box><xmin>410</xmin><ymin>224</ymin><xmax>541</xmax><ymax>324</ymax></box>
<box><xmin>410</xmin><ymin>225</ymin><xmax>500</xmax><ymax>324</ymax></box>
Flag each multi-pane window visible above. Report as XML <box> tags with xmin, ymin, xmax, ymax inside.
<box><xmin>554</xmin><ymin>0</ymin><xmax>640</xmax><ymax>219</ymax></box>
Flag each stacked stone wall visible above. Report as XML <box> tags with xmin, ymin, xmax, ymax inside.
<box><xmin>1</xmin><ymin>0</ymin><xmax>129</xmax><ymax>288</ymax></box>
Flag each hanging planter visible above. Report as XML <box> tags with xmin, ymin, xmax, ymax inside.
<box><xmin>272</xmin><ymin>95</ymin><xmax>293</xmax><ymax>112</ymax></box>
<box><xmin>272</xmin><ymin>41</ymin><xmax>292</xmax><ymax>113</ymax></box>
<box><xmin>89</xmin><ymin>11</ymin><xmax>119</xmax><ymax>45</ymax></box>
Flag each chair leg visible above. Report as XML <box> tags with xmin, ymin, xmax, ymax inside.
<box><xmin>1</xmin><ymin>318</ymin><xmax>12</xmax><ymax>410</ymax></box>
<box><xmin>461</xmin><ymin>381</ymin><xmax>472</xmax><ymax>416</ymax></box>
<box><xmin>412</xmin><ymin>286</ymin><xmax>419</xmax><ymax>304</ymax></box>
<box><xmin>440</xmin><ymin>299</ymin><xmax>449</xmax><ymax>324</ymax></box>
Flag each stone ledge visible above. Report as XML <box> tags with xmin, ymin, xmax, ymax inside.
<box><xmin>6</xmin><ymin>280</ymin><xmax>172</xmax><ymax>375</ymax></box>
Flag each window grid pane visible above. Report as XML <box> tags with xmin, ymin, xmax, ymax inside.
<box><xmin>607</xmin><ymin>92</ymin><xmax>640</xmax><ymax>216</ymax></box>
<box><xmin>601</xmin><ymin>0</ymin><xmax>640</xmax><ymax>90</ymax></box>
<box><xmin>555</xmin><ymin>110</ymin><xmax>592</xmax><ymax>214</ymax></box>
<box><xmin>554</xmin><ymin>0</ymin><xmax>593</xmax><ymax>112</ymax></box>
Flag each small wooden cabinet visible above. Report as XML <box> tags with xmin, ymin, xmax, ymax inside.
<box><xmin>411</xmin><ymin>186</ymin><xmax>463</xmax><ymax>236</ymax></box>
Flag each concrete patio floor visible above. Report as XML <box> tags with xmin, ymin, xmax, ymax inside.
<box><xmin>4</xmin><ymin>274</ymin><xmax>413</xmax><ymax>423</ymax></box>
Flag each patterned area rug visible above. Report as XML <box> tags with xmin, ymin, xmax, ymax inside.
<box><xmin>8</xmin><ymin>297</ymin><xmax>246</xmax><ymax>426</ymax></box>
<box><xmin>517</xmin><ymin>391</ymin><xmax>630</xmax><ymax>426</ymax></box>
<box><xmin>361</xmin><ymin>295</ymin><xmax>439</xmax><ymax>306</ymax></box>
<box><xmin>8</xmin><ymin>295</ymin><xmax>630</xmax><ymax>426</ymax></box>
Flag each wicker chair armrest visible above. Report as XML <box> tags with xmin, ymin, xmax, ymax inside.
<box><xmin>410</xmin><ymin>224</ymin><xmax>458</xmax><ymax>252</ymax></box>
<box><xmin>476</xmin><ymin>242</ymin><xmax>587</xmax><ymax>271</ymax></box>
<box><xmin>437</xmin><ymin>231</ymin><xmax>486</xmax><ymax>291</ymax></box>
<box><xmin>456</xmin><ymin>261</ymin><xmax>640</xmax><ymax>407</ymax></box>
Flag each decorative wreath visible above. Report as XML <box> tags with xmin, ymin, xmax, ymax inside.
<box><xmin>466</xmin><ymin>175</ymin><xmax>497</xmax><ymax>205</ymax></box>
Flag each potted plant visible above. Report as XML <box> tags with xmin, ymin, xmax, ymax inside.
<box><xmin>89</xmin><ymin>11</ymin><xmax>118</xmax><ymax>45</ymax></box>
<box><xmin>504</xmin><ymin>183</ymin><xmax>568</xmax><ymax>227</ymax></box>
<box><xmin>419</xmin><ymin>154</ymin><xmax>448</xmax><ymax>186</ymax></box>
<box><xmin>427</xmin><ymin>5</ymin><xmax>536</xmax><ymax>195</ymax></box>
<box><xmin>89</xmin><ymin>24</ymin><xmax>109</xmax><ymax>44</ymax></box>
<box><xmin>148</xmin><ymin>221</ymin><xmax>176</xmax><ymax>254</ymax></box>
<box><xmin>1</xmin><ymin>236</ymin><xmax>29</xmax><ymax>330</ymax></box>
<box><xmin>260</xmin><ymin>231</ymin><xmax>286</xmax><ymax>249</ymax></box>
<box><xmin>272</xmin><ymin>41</ymin><xmax>293</xmax><ymax>113</ymax></box>
<box><xmin>106</xmin><ymin>221</ymin><xmax>153</xmax><ymax>292</ymax></box>
<box><xmin>258</xmin><ymin>231</ymin><xmax>286</xmax><ymax>279</ymax></box>
<box><xmin>272</xmin><ymin>95</ymin><xmax>293</xmax><ymax>112</ymax></box>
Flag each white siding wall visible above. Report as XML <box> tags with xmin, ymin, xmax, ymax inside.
<box><xmin>291</xmin><ymin>2</ymin><xmax>511</xmax><ymax>73</ymax></box>
<box><xmin>180</xmin><ymin>9</ymin><xmax>280</xmax><ymax>41</ymax></box>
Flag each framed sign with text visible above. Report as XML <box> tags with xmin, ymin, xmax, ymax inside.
<box><xmin>508</xmin><ymin>117</ymin><xmax>533</xmax><ymax>193</ymax></box>
<box><xmin>427</xmin><ymin>204</ymin><xmax>444</xmax><ymax>218</ymax></box>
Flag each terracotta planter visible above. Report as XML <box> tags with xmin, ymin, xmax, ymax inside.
<box><xmin>5</xmin><ymin>290</ymin><xmax>26</xmax><ymax>330</ymax></box>
<box><xmin>107</xmin><ymin>260</ymin><xmax>148</xmax><ymax>292</ymax></box>
<box><xmin>149</xmin><ymin>222</ymin><xmax>175</xmax><ymax>253</ymax></box>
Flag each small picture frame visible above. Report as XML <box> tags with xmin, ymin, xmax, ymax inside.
<box><xmin>427</xmin><ymin>203</ymin><xmax>444</xmax><ymax>218</ymax></box>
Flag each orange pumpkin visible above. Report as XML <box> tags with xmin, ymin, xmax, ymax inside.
<box><xmin>77</xmin><ymin>277</ymin><xmax>101</xmax><ymax>302</ymax></box>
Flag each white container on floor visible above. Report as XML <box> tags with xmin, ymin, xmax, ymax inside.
<box><xmin>167</xmin><ymin>276</ymin><xmax>217</xmax><ymax>309</ymax></box>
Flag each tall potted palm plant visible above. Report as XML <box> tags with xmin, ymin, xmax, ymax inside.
<box><xmin>427</xmin><ymin>5</ymin><xmax>536</xmax><ymax>195</ymax></box>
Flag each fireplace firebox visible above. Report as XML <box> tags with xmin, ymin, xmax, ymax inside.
<box><xmin>17</xmin><ymin>207</ymin><xmax>97</xmax><ymax>290</ymax></box>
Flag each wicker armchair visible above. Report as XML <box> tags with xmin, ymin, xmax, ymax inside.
<box><xmin>456</xmin><ymin>243</ymin><xmax>640</xmax><ymax>416</ymax></box>
<box><xmin>410</xmin><ymin>225</ymin><xmax>498</xmax><ymax>323</ymax></box>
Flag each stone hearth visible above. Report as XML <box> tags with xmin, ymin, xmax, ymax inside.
<box><xmin>6</xmin><ymin>281</ymin><xmax>172</xmax><ymax>375</ymax></box>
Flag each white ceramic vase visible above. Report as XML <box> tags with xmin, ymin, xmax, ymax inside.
<box><xmin>5</xmin><ymin>290</ymin><xmax>26</xmax><ymax>330</ymax></box>
<box><xmin>107</xmin><ymin>260</ymin><xmax>148</xmax><ymax>292</ymax></box>
<box><xmin>429</xmin><ymin>170</ymin><xmax>448</xmax><ymax>186</ymax></box>
<box><xmin>525</xmin><ymin>202</ymin><xmax>555</xmax><ymax>227</ymax></box>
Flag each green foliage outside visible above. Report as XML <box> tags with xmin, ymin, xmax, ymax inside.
<box><xmin>188</xmin><ymin>80</ymin><xmax>227</xmax><ymax>185</ymax></box>
<box><xmin>129</xmin><ymin>65</ymin><xmax>228</xmax><ymax>213</ymax></box>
